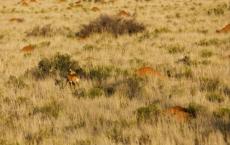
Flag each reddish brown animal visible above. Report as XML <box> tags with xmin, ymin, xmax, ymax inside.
<box><xmin>66</xmin><ymin>69</ymin><xmax>80</xmax><ymax>87</ymax></box>
<box><xmin>164</xmin><ymin>106</ymin><xmax>191</xmax><ymax>122</ymax></box>
<box><xmin>20</xmin><ymin>45</ymin><xmax>35</xmax><ymax>53</ymax></box>
<box><xmin>216</xmin><ymin>24</ymin><xmax>230</xmax><ymax>33</ymax></box>
<box><xmin>136</xmin><ymin>67</ymin><xmax>162</xmax><ymax>78</ymax></box>
<box><xmin>117</xmin><ymin>10</ymin><xmax>131</xmax><ymax>17</ymax></box>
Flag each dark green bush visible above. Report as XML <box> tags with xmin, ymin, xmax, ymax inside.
<box><xmin>30</xmin><ymin>53</ymin><xmax>80</xmax><ymax>80</ymax></box>
<box><xmin>200</xmin><ymin>77</ymin><xmax>220</xmax><ymax>92</ymax></box>
<box><xmin>6</xmin><ymin>75</ymin><xmax>27</xmax><ymax>89</ymax></box>
<box><xmin>76</xmin><ymin>14</ymin><xmax>145</xmax><ymax>38</ymax></box>
<box><xmin>206</xmin><ymin>92</ymin><xmax>224</xmax><ymax>103</ymax></box>
<box><xmin>126</xmin><ymin>76</ymin><xmax>144</xmax><ymax>99</ymax></box>
<box><xmin>136</xmin><ymin>103</ymin><xmax>160</xmax><ymax>122</ymax></box>
<box><xmin>187</xmin><ymin>102</ymin><xmax>206</xmax><ymax>117</ymax></box>
<box><xmin>32</xmin><ymin>101</ymin><xmax>61</xmax><ymax>119</ymax></box>
<box><xmin>88</xmin><ymin>87</ymin><xmax>104</xmax><ymax>98</ymax></box>
<box><xmin>213</xmin><ymin>108</ymin><xmax>230</xmax><ymax>119</ymax></box>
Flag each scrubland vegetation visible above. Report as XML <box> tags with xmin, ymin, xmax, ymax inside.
<box><xmin>0</xmin><ymin>0</ymin><xmax>229</xmax><ymax>145</ymax></box>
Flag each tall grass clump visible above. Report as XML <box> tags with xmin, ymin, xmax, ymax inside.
<box><xmin>76</xmin><ymin>14</ymin><xmax>145</xmax><ymax>38</ymax></box>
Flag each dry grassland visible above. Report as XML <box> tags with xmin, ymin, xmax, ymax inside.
<box><xmin>0</xmin><ymin>0</ymin><xmax>229</xmax><ymax>145</ymax></box>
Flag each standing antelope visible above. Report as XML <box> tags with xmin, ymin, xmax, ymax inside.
<box><xmin>66</xmin><ymin>69</ymin><xmax>80</xmax><ymax>87</ymax></box>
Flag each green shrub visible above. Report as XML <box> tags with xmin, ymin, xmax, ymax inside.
<box><xmin>74</xmin><ymin>139</ymin><xmax>91</xmax><ymax>145</ymax></box>
<box><xmin>213</xmin><ymin>108</ymin><xmax>230</xmax><ymax>119</ymax></box>
<box><xmin>6</xmin><ymin>75</ymin><xmax>27</xmax><ymax>89</ymax></box>
<box><xmin>207</xmin><ymin>4</ymin><xmax>228</xmax><ymax>16</ymax></box>
<box><xmin>138</xmin><ymin>134</ymin><xmax>151</xmax><ymax>145</ymax></box>
<box><xmin>167</xmin><ymin>44</ymin><xmax>185</xmax><ymax>54</ymax></box>
<box><xmin>154</xmin><ymin>27</ymin><xmax>171</xmax><ymax>33</ymax></box>
<box><xmin>106</xmin><ymin>127</ymin><xmax>130</xmax><ymax>144</ymax></box>
<box><xmin>196</xmin><ymin>39</ymin><xmax>220</xmax><ymax>46</ymax></box>
<box><xmin>88</xmin><ymin>87</ymin><xmax>104</xmax><ymax>98</ymax></box>
<box><xmin>136</xmin><ymin>103</ymin><xmax>160</xmax><ymax>122</ymax></box>
<box><xmin>29</xmin><ymin>53</ymin><xmax>80</xmax><ymax>80</ymax></box>
<box><xmin>126</xmin><ymin>76</ymin><xmax>144</xmax><ymax>99</ymax></box>
<box><xmin>88</xmin><ymin>66</ymin><xmax>112</xmax><ymax>82</ymax></box>
<box><xmin>27</xmin><ymin>24</ymin><xmax>53</xmax><ymax>37</ymax></box>
<box><xmin>187</xmin><ymin>102</ymin><xmax>205</xmax><ymax>117</ymax></box>
<box><xmin>72</xmin><ymin>88</ymin><xmax>87</xmax><ymax>98</ymax></box>
<box><xmin>33</xmin><ymin>101</ymin><xmax>61</xmax><ymax>119</ymax></box>
<box><xmin>178</xmin><ymin>66</ymin><xmax>193</xmax><ymax>79</ymax></box>
<box><xmin>200</xmin><ymin>77</ymin><xmax>220</xmax><ymax>92</ymax></box>
<box><xmin>52</xmin><ymin>53</ymin><xmax>79</xmax><ymax>77</ymax></box>
<box><xmin>200</xmin><ymin>49</ymin><xmax>213</xmax><ymax>58</ymax></box>
<box><xmin>76</xmin><ymin>14</ymin><xmax>145</xmax><ymax>38</ymax></box>
<box><xmin>206</xmin><ymin>92</ymin><xmax>224</xmax><ymax>103</ymax></box>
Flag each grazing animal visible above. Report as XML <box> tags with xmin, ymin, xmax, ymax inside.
<box><xmin>117</xmin><ymin>10</ymin><xmax>131</xmax><ymax>17</ymax></box>
<box><xmin>216</xmin><ymin>24</ymin><xmax>230</xmax><ymax>33</ymax></box>
<box><xmin>66</xmin><ymin>69</ymin><xmax>80</xmax><ymax>87</ymax></box>
<box><xmin>9</xmin><ymin>18</ymin><xmax>24</xmax><ymax>23</ymax></box>
<box><xmin>20</xmin><ymin>45</ymin><xmax>35</xmax><ymax>53</ymax></box>
<box><xmin>164</xmin><ymin>106</ymin><xmax>191</xmax><ymax>122</ymax></box>
<box><xmin>136</xmin><ymin>67</ymin><xmax>162</xmax><ymax>78</ymax></box>
<box><xmin>91</xmin><ymin>7</ymin><xmax>100</xmax><ymax>12</ymax></box>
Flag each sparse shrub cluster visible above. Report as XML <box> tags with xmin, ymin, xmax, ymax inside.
<box><xmin>214</xmin><ymin>108</ymin><xmax>230</xmax><ymax>120</ymax></box>
<box><xmin>32</xmin><ymin>101</ymin><xmax>61</xmax><ymax>119</ymax></box>
<box><xmin>200</xmin><ymin>49</ymin><xmax>213</xmax><ymax>58</ymax></box>
<box><xmin>28</xmin><ymin>53</ymin><xmax>80</xmax><ymax>80</ymax></box>
<box><xmin>136</xmin><ymin>103</ymin><xmax>160</xmax><ymax>123</ymax></box>
<box><xmin>76</xmin><ymin>15</ymin><xmax>145</xmax><ymax>38</ymax></box>
<box><xmin>6</xmin><ymin>75</ymin><xmax>27</xmax><ymax>90</ymax></box>
<box><xmin>207</xmin><ymin>3</ymin><xmax>228</xmax><ymax>15</ymax></box>
<box><xmin>196</xmin><ymin>38</ymin><xmax>220</xmax><ymax>46</ymax></box>
<box><xmin>166</xmin><ymin>44</ymin><xmax>185</xmax><ymax>54</ymax></box>
<box><xmin>26</xmin><ymin>24</ymin><xmax>72</xmax><ymax>37</ymax></box>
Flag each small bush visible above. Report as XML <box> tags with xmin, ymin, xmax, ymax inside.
<box><xmin>88</xmin><ymin>66</ymin><xmax>112</xmax><ymax>82</ymax></box>
<box><xmin>74</xmin><ymin>139</ymin><xmax>91</xmax><ymax>145</ymax></box>
<box><xmin>154</xmin><ymin>27</ymin><xmax>171</xmax><ymax>33</ymax></box>
<box><xmin>138</xmin><ymin>134</ymin><xmax>152</xmax><ymax>145</ymax></box>
<box><xmin>106</xmin><ymin>127</ymin><xmax>130</xmax><ymax>144</ymax></box>
<box><xmin>52</xmin><ymin>53</ymin><xmax>79</xmax><ymax>77</ymax></box>
<box><xmin>206</xmin><ymin>92</ymin><xmax>224</xmax><ymax>103</ymax></box>
<box><xmin>27</xmin><ymin>24</ymin><xmax>53</xmax><ymax>37</ymax></box>
<box><xmin>175</xmin><ymin>66</ymin><xmax>193</xmax><ymax>79</ymax></box>
<box><xmin>167</xmin><ymin>44</ymin><xmax>185</xmax><ymax>54</ymax></box>
<box><xmin>88</xmin><ymin>87</ymin><xmax>104</xmax><ymax>98</ymax></box>
<box><xmin>32</xmin><ymin>101</ymin><xmax>61</xmax><ymax>119</ymax></box>
<box><xmin>29</xmin><ymin>53</ymin><xmax>80</xmax><ymax>80</ymax></box>
<box><xmin>76</xmin><ymin>14</ymin><xmax>145</xmax><ymax>38</ymax></box>
<box><xmin>136</xmin><ymin>103</ymin><xmax>160</xmax><ymax>122</ymax></box>
<box><xmin>38</xmin><ymin>58</ymin><xmax>52</xmax><ymax>76</ymax></box>
<box><xmin>207</xmin><ymin>4</ymin><xmax>228</xmax><ymax>16</ymax></box>
<box><xmin>72</xmin><ymin>88</ymin><xmax>87</xmax><ymax>98</ymax></box>
<box><xmin>6</xmin><ymin>75</ymin><xmax>27</xmax><ymax>89</ymax></box>
<box><xmin>126</xmin><ymin>76</ymin><xmax>144</xmax><ymax>99</ymax></box>
<box><xmin>200</xmin><ymin>77</ymin><xmax>221</xmax><ymax>92</ymax></box>
<box><xmin>200</xmin><ymin>49</ymin><xmax>213</xmax><ymax>58</ymax></box>
<box><xmin>196</xmin><ymin>39</ymin><xmax>220</xmax><ymax>46</ymax></box>
<box><xmin>187</xmin><ymin>102</ymin><xmax>206</xmax><ymax>117</ymax></box>
<box><xmin>213</xmin><ymin>108</ymin><xmax>230</xmax><ymax>119</ymax></box>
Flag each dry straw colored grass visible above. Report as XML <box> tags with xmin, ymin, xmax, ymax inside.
<box><xmin>0</xmin><ymin>0</ymin><xmax>230</xmax><ymax>145</ymax></box>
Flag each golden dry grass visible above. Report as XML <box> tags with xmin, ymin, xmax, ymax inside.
<box><xmin>0</xmin><ymin>0</ymin><xmax>229</xmax><ymax>145</ymax></box>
